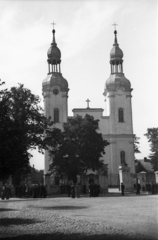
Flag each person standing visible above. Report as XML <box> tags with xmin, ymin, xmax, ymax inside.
<box><xmin>121</xmin><ymin>183</ymin><xmax>125</xmax><ymax>196</ymax></box>
<box><xmin>83</xmin><ymin>183</ymin><xmax>86</xmax><ymax>194</ymax></box>
<box><xmin>67</xmin><ymin>182</ymin><xmax>71</xmax><ymax>197</ymax></box>
<box><xmin>89</xmin><ymin>182</ymin><xmax>94</xmax><ymax>197</ymax></box>
<box><xmin>59</xmin><ymin>179</ymin><xmax>63</xmax><ymax>194</ymax></box>
<box><xmin>136</xmin><ymin>183</ymin><xmax>141</xmax><ymax>195</ymax></box>
<box><xmin>71</xmin><ymin>183</ymin><xmax>76</xmax><ymax>198</ymax></box>
<box><xmin>76</xmin><ymin>183</ymin><xmax>81</xmax><ymax>198</ymax></box>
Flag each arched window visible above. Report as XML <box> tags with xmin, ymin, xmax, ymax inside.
<box><xmin>54</xmin><ymin>108</ymin><xmax>59</xmax><ymax>123</ymax></box>
<box><xmin>120</xmin><ymin>151</ymin><xmax>126</xmax><ymax>165</ymax></box>
<box><xmin>118</xmin><ymin>108</ymin><xmax>124</xmax><ymax>122</ymax></box>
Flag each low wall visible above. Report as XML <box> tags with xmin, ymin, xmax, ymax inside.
<box><xmin>47</xmin><ymin>185</ymin><xmax>61</xmax><ymax>195</ymax></box>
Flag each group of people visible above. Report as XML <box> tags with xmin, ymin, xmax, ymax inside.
<box><xmin>15</xmin><ymin>183</ymin><xmax>47</xmax><ymax>198</ymax></box>
<box><xmin>0</xmin><ymin>183</ymin><xmax>47</xmax><ymax>200</ymax></box>
<box><xmin>134</xmin><ymin>182</ymin><xmax>158</xmax><ymax>195</ymax></box>
<box><xmin>69</xmin><ymin>182</ymin><xmax>81</xmax><ymax>198</ymax></box>
<box><xmin>61</xmin><ymin>181</ymin><xmax>102</xmax><ymax>198</ymax></box>
<box><xmin>89</xmin><ymin>182</ymin><xmax>102</xmax><ymax>197</ymax></box>
<box><xmin>59</xmin><ymin>181</ymin><xmax>87</xmax><ymax>197</ymax></box>
<box><xmin>121</xmin><ymin>182</ymin><xmax>158</xmax><ymax>196</ymax></box>
<box><xmin>1</xmin><ymin>184</ymin><xmax>11</xmax><ymax>200</ymax></box>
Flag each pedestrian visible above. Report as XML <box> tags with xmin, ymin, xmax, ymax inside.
<box><xmin>76</xmin><ymin>183</ymin><xmax>81</xmax><ymax>198</ymax></box>
<box><xmin>33</xmin><ymin>185</ymin><xmax>37</xmax><ymax>198</ymax></box>
<box><xmin>121</xmin><ymin>183</ymin><xmax>125</xmax><ymax>196</ymax></box>
<box><xmin>151</xmin><ymin>182</ymin><xmax>155</xmax><ymax>194</ymax></box>
<box><xmin>1</xmin><ymin>185</ymin><xmax>6</xmax><ymax>200</ymax></box>
<box><xmin>25</xmin><ymin>184</ymin><xmax>29</xmax><ymax>198</ymax></box>
<box><xmin>59</xmin><ymin>179</ymin><xmax>63</xmax><ymax>194</ymax></box>
<box><xmin>71</xmin><ymin>183</ymin><xmax>76</xmax><ymax>198</ymax></box>
<box><xmin>67</xmin><ymin>182</ymin><xmax>71</xmax><ymax>197</ymax></box>
<box><xmin>89</xmin><ymin>182</ymin><xmax>94</xmax><ymax>197</ymax></box>
<box><xmin>83</xmin><ymin>183</ymin><xmax>86</xmax><ymax>194</ymax></box>
<box><xmin>136</xmin><ymin>183</ymin><xmax>141</xmax><ymax>195</ymax></box>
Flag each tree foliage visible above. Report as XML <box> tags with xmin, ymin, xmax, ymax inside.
<box><xmin>144</xmin><ymin>128</ymin><xmax>158</xmax><ymax>171</ymax></box>
<box><xmin>47</xmin><ymin>114</ymin><xmax>109</xmax><ymax>182</ymax></box>
<box><xmin>0</xmin><ymin>81</ymin><xmax>52</xmax><ymax>180</ymax></box>
<box><xmin>134</xmin><ymin>135</ymin><xmax>141</xmax><ymax>154</ymax></box>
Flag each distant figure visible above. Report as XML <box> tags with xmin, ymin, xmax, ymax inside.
<box><xmin>89</xmin><ymin>182</ymin><xmax>94</xmax><ymax>197</ymax></box>
<box><xmin>59</xmin><ymin>179</ymin><xmax>64</xmax><ymax>194</ymax></box>
<box><xmin>83</xmin><ymin>183</ymin><xmax>86</xmax><ymax>194</ymax></box>
<box><xmin>67</xmin><ymin>182</ymin><xmax>71</xmax><ymax>197</ymax></box>
<box><xmin>136</xmin><ymin>183</ymin><xmax>141</xmax><ymax>195</ymax></box>
<box><xmin>76</xmin><ymin>183</ymin><xmax>81</xmax><ymax>198</ymax></box>
<box><xmin>25</xmin><ymin>184</ymin><xmax>29</xmax><ymax>198</ymax></box>
<box><xmin>1</xmin><ymin>184</ymin><xmax>10</xmax><ymax>200</ymax></box>
<box><xmin>71</xmin><ymin>183</ymin><xmax>76</xmax><ymax>198</ymax></box>
<box><xmin>151</xmin><ymin>182</ymin><xmax>155</xmax><ymax>194</ymax></box>
<box><xmin>121</xmin><ymin>183</ymin><xmax>125</xmax><ymax>196</ymax></box>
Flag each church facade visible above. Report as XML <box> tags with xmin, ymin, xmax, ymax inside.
<box><xmin>42</xmin><ymin>28</ymin><xmax>135</xmax><ymax>191</ymax></box>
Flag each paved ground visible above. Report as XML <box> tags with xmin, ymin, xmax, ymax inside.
<box><xmin>0</xmin><ymin>193</ymin><xmax>158</xmax><ymax>240</ymax></box>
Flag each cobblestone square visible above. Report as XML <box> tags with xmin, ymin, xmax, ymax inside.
<box><xmin>0</xmin><ymin>194</ymin><xmax>158</xmax><ymax>240</ymax></box>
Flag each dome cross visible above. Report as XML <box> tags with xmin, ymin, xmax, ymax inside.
<box><xmin>112</xmin><ymin>22</ymin><xmax>118</xmax><ymax>30</ymax></box>
<box><xmin>86</xmin><ymin>99</ymin><xmax>90</xmax><ymax>108</ymax></box>
<box><xmin>51</xmin><ymin>22</ymin><xmax>56</xmax><ymax>30</ymax></box>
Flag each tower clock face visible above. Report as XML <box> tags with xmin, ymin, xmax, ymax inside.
<box><xmin>53</xmin><ymin>89</ymin><xmax>59</xmax><ymax>95</ymax></box>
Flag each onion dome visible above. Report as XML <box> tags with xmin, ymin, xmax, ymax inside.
<box><xmin>47</xmin><ymin>29</ymin><xmax>61</xmax><ymax>64</ymax></box>
<box><xmin>43</xmin><ymin>72</ymin><xmax>68</xmax><ymax>92</ymax></box>
<box><xmin>105</xmin><ymin>73</ymin><xmax>131</xmax><ymax>92</ymax></box>
<box><xmin>104</xmin><ymin>30</ymin><xmax>131</xmax><ymax>93</ymax></box>
<box><xmin>110</xmin><ymin>30</ymin><xmax>123</xmax><ymax>60</ymax></box>
<box><xmin>43</xmin><ymin>27</ymin><xmax>69</xmax><ymax>94</ymax></box>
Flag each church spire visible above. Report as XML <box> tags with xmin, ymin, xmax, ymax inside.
<box><xmin>105</xmin><ymin>28</ymin><xmax>131</xmax><ymax>93</ymax></box>
<box><xmin>110</xmin><ymin>30</ymin><xmax>124</xmax><ymax>74</ymax></box>
<box><xmin>113</xmin><ymin>30</ymin><xmax>118</xmax><ymax>46</ymax></box>
<box><xmin>52</xmin><ymin>29</ymin><xmax>57</xmax><ymax>46</ymax></box>
<box><xmin>51</xmin><ymin>22</ymin><xmax>57</xmax><ymax>46</ymax></box>
<box><xmin>47</xmin><ymin>25</ymin><xmax>61</xmax><ymax>74</ymax></box>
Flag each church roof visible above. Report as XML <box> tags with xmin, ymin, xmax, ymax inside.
<box><xmin>43</xmin><ymin>72</ymin><xmax>68</xmax><ymax>91</ymax></box>
<box><xmin>136</xmin><ymin>159</ymin><xmax>153</xmax><ymax>172</ymax></box>
<box><xmin>105</xmin><ymin>73</ymin><xmax>131</xmax><ymax>92</ymax></box>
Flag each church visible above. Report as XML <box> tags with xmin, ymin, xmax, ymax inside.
<box><xmin>42</xmin><ymin>27</ymin><xmax>135</xmax><ymax>192</ymax></box>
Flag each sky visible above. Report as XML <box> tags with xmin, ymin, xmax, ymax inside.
<box><xmin>0</xmin><ymin>0</ymin><xmax>157</xmax><ymax>170</ymax></box>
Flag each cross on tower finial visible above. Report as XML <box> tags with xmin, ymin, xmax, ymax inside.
<box><xmin>112</xmin><ymin>22</ymin><xmax>118</xmax><ymax>30</ymax></box>
<box><xmin>86</xmin><ymin>99</ymin><xmax>90</xmax><ymax>108</ymax></box>
<box><xmin>51</xmin><ymin>22</ymin><xmax>56</xmax><ymax>30</ymax></box>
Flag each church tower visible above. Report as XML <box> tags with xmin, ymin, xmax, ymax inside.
<box><xmin>104</xmin><ymin>30</ymin><xmax>135</xmax><ymax>187</ymax></box>
<box><xmin>42</xmin><ymin>28</ymin><xmax>69</xmax><ymax>175</ymax></box>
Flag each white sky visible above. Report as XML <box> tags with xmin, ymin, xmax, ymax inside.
<box><xmin>0</xmin><ymin>0</ymin><xmax>157</xmax><ymax>170</ymax></box>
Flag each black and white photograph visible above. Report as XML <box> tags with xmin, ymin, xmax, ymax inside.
<box><xmin>0</xmin><ymin>0</ymin><xmax>157</xmax><ymax>239</ymax></box>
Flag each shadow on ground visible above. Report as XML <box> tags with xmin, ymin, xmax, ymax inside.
<box><xmin>0</xmin><ymin>233</ymin><xmax>154</xmax><ymax>240</ymax></box>
<box><xmin>0</xmin><ymin>208</ymin><xmax>18</xmax><ymax>212</ymax></box>
<box><xmin>0</xmin><ymin>218</ymin><xmax>42</xmax><ymax>226</ymax></box>
<box><xmin>28</xmin><ymin>205</ymin><xmax>89</xmax><ymax>210</ymax></box>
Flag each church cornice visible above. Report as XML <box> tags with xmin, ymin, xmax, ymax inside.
<box><xmin>72</xmin><ymin>108</ymin><xmax>104</xmax><ymax>113</ymax></box>
<box><xmin>103</xmin><ymin>134</ymin><xmax>135</xmax><ymax>139</ymax></box>
<box><xmin>101</xmin><ymin>116</ymin><xmax>109</xmax><ymax>119</ymax></box>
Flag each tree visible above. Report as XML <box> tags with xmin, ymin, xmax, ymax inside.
<box><xmin>47</xmin><ymin>114</ymin><xmax>109</xmax><ymax>183</ymax></box>
<box><xmin>144</xmin><ymin>128</ymin><xmax>158</xmax><ymax>171</ymax></box>
<box><xmin>134</xmin><ymin>135</ymin><xmax>141</xmax><ymax>154</ymax></box>
<box><xmin>0</xmin><ymin>81</ymin><xmax>52</xmax><ymax>180</ymax></box>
